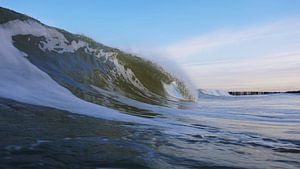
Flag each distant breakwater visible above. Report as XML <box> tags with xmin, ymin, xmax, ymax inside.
<box><xmin>229</xmin><ymin>90</ymin><xmax>300</xmax><ymax>96</ymax></box>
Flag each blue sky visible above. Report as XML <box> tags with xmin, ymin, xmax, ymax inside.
<box><xmin>1</xmin><ymin>0</ymin><xmax>300</xmax><ymax>91</ymax></box>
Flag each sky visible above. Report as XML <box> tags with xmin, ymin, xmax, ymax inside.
<box><xmin>1</xmin><ymin>0</ymin><xmax>300</xmax><ymax>91</ymax></box>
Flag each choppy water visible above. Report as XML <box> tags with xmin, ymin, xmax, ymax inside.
<box><xmin>0</xmin><ymin>93</ymin><xmax>299</xmax><ymax>169</ymax></box>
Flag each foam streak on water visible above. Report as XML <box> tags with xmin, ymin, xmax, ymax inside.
<box><xmin>86</xmin><ymin>89</ymin><xmax>300</xmax><ymax>168</ymax></box>
<box><xmin>121</xmin><ymin>93</ymin><xmax>300</xmax><ymax>168</ymax></box>
<box><xmin>1</xmin><ymin>93</ymin><xmax>300</xmax><ymax>169</ymax></box>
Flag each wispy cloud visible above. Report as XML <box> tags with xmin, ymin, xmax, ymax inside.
<box><xmin>159</xmin><ymin>18</ymin><xmax>300</xmax><ymax>91</ymax></box>
<box><xmin>183</xmin><ymin>51</ymin><xmax>300</xmax><ymax>91</ymax></box>
<box><xmin>163</xmin><ymin>18</ymin><xmax>300</xmax><ymax>60</ymax></box>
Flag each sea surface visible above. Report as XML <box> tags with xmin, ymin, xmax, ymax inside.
<box><xmin>0</xmin><ymin>93</ymin><xmax>299</xmax><ymax>169</ymax></box>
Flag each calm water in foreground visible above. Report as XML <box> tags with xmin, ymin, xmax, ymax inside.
<box><xmin>0</xmin><ymin>93</ymin><xmax>299</xmax><ymax>169</ymax></box>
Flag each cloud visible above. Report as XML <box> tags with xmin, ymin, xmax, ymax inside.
<box><xmin>163</xmin><ymin>18</ymin><xmax>300</xmax><ymax>60</ymax></box>
<box><xmin>160</xmin><ymin>18</ymin><xmax>300</xmax><ymax>91</ymax></box>
<box><xmin>182</xmin><ymin>51</ymin><xmax>300</xmax><ymax>91</ymax></box>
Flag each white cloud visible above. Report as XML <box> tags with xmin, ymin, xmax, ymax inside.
<box><xmin>183</xmin><ymin>51</ymin><xmax>300</xmax><ymax>91</ymax></box>
<box><xmin>163</xmin><ymin>18</ymin><xmax>300</xmax><ymax>60</ymax></box>
<box><xmin>160</xmin><ymin>18</ymin><xmax>300</xmax><ymax>91</ymax></box>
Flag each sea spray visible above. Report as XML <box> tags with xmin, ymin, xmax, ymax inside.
<box><xmin>118</xmin><ymin>47</ymin><xmax>198</xmax><ymax>100</ymax></box>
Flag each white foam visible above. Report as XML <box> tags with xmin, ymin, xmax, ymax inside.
<box><xmin>163</xmin><ymin>81</ymin><xmax>184</xmax><ymax>100</ymax></box>
<box><xmin>110</xmin><ymin>57</ymin><xmax>148</xmax><ymax>92</ymax></box>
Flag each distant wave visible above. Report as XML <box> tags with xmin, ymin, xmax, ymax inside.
<box><xmin>198</xmin><ymin>89</ymin><xmax>231</xmax><ymax>97</ymax></box>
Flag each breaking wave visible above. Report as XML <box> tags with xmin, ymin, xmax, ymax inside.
<box><xmin>0</xmin><ymin>7</ymin><xmax>196</xmax><ymax>122</ymax></box>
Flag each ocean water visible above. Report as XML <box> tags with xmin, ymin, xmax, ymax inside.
<box><xmin>0</xmin><ymin>93</ymin><xmax>299</xmax><ymax>169</ymax></box>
